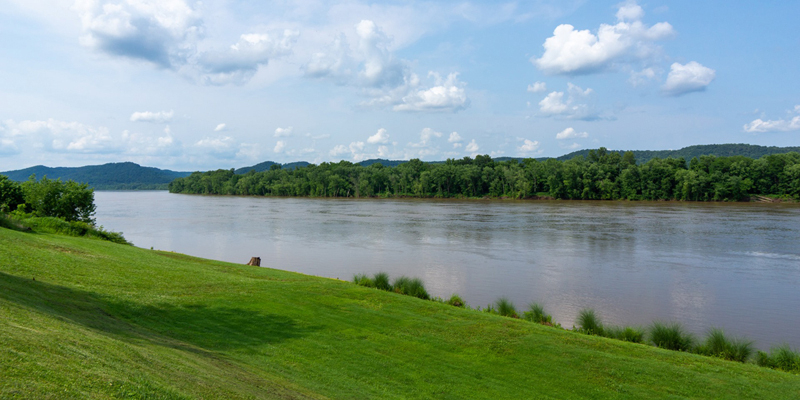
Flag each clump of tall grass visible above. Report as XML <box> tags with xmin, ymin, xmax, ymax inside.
<box><xmin>352</xmin><ymin>273</ymin><xmax>375</xmax><ymax>287</ymax></box>
<box><xmin>576</xmin><ymin>309</ymin><xmax>604</xmax><ymax>336</ymax></box>
<box><xmin>494</xmin><ymin>297</ymin><xmax>518</xmax><ymax>318</ymax></box>
<box><xmin>522</xmin><ymin>303</ymin><xmax>553</xmax><ymax>325</ymax></box>
<box><xmin>604</xmin><ymin>326</ymin><xmax>645</xmax><ymax>343</ymax></box>
<box><xmin>372</xmin><ymin>272</ymin><xmax>392</xmax><ymax>291</ymax></box>
<box><xmin>756</xmin><ymin>345</ymin><xmax>800</xmax><ymax>373</ymax></box>
<box><xmin>649</xmin><ymin>322</ymin><xmax>695</xmax><ymax>351</ymax></box>
<box><xmin>446</xmin><ymin>294</ymin><xmax>465</xmax><ymax>308</ymax></box>
<box><xmin>392</xmin><ymin>276</ymin><xmax>430</xmax><ymax>300</ymax></box>
<box><xmin>696</xmin><ymin>328</ymin><xmax>754</xmax><ymax>363</ymax></box>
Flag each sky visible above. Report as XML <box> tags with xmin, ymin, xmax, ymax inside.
<box><xmin>1</xmin><ymin>0</ymin><xmax>798</xmax><ymax>172</ymax></box>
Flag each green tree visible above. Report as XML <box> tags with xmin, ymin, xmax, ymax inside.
<box><xmin>21</xmin><ymin>175</ymin><xmax>97</xmax><ymax>223</ymax></box>
<box><xmin>0</xmin><ymin>175</ymin><xmax>24</xmax><ymax>212</ymax></box>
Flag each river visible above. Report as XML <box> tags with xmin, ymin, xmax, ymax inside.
<box><xmin>94</xmin><ymin>191</ymin><xmax>800</xmax><ymax>349</ymax></box>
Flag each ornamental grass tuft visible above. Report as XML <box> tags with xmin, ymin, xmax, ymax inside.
<box><xmin>372</xmin><ymin>272</ymin><xmax>392</xmax><ymax>291</ymax></box>
<box><xmin>604</xmin><ymin>326</ymin><xmax>645</xmax><ymax>344</ymax></box>
<box><xmin>696</xmin><ymin>328</ymin><xmax>753</xmax><ymax>363</ymax></box>
<box><xmin>649</xmin><ymin>322</ymin><xmax>695</xmax><ymax>352</ymax></box>
<box><xmin>577</xmin><ymin>309</ymin><xmax>603</xmax><ymax>336</ymax></box>
<box><xmin>494</xmin><ymin>297</ymin><xmax>518</xmax><ymax>318</ymax></box>
<box><xmin>392</xmin><ymin>276</ymin><xmax>430</xmax><ymax>300</ymax></box>
<box><xmin>756</xmin><ymin>345</ymin><xmax>800</xmax><ymax>373</ymax></box>
<box><xmin>522</xmin><ymin>303</ymin><xmax>553</xmax><ymax>325</ymax></box>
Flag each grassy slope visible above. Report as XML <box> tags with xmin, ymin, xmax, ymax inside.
<box><xmin>1</xmin><ymin>229</ymin><xmax>798</xmax><ymax>399</ymax></box>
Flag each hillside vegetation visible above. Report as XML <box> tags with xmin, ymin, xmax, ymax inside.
<box><xmin>1</xmin><ymin>162</ymin><xmax>190</xmax><ymax>190</ymax></box>
<box><xmin>556</xmin><ymin>143</ymin><xmax>800</xmax><ymax>164</ymax></box>
<box><xmin>1</xmin><ymin>228</ymin><xmax>799</xmax><ymax>399</ymax></box>
<box><xmin>170</xmin><ymin>148</ymin><xmax>800</xmax><ymax>201</ymax></box>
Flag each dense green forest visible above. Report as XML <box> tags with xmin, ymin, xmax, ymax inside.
<box><xmin>169</xmin><ymin>148</ymin><xmax>800</xmax><ymax>201</ymax></box>
<box><xmin>1</xmin><ymin>162</ymin><xmax>190</xmax><ymax>190</ymax></box>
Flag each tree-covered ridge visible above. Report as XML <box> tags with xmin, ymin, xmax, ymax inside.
<box><xmin>1</xmin><ymin>162</ymin><xmax>191</xmax><ymax>190</ymax></box>
<box><xmin>556</xmin><ymin>143</ymin><xmax>800</xmax><ymax>164</ymax></box>
<box><xmin>169</xmin><ymin>149</ymin><xmax>800</xmax><ymax>201</ymax></box>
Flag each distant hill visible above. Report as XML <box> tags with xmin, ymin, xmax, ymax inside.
<box><xmin>358</xmin><ymin>159</ymin><xmax>410</xmax><ymax>167</ymax></box>
<box><xmin>234</xmin><ymin>144</ymin><xmax>800</xmax><ymax>174</ymax></box>
<box><xmin>1</xmin><ymin>162</ymin><xmax>191</xmax><ymax>190</ymax></box>
<box><xmin>555</xmin><ymin>144</ymin><xmax>800</xmax><ymax>164</ymax></box>
<box><xmin>234</xmin><ymin>161</ymin><xmax>311</xmax><ymax>174</ymax></box>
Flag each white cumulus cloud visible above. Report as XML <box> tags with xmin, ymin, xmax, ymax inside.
<box><xmin>130</xmin><ymin>110</ymin><xmax>174</xmax><ymax>123</ymax></box>
<box><xmin>4</xmin><ymin>118</ymin><xmax>119</xmax><ymax>154</ymax></box>
<box><xmin>532</xmin><ymin>1</ymin><xmax>674</xmax><ymax>75</ymax></box>
<box><xmin>367</xmin><ymin>128</ymin><xmax>390</xmax><ymax>144</ymax></box>
<box><xmin>393</xmin><ymin>73</ymin><xmax>468</xmax><ymax>112</ymax></box>
<box><xmin>274</xmin><ymin>127</ymin><xmax>293</xmax><ymax>137</ymax></box>
<box><xmin>518</xmin><ymin>139</ymin><xmax>540</xmax><ymax>153</ymax></box>
<box><xmin>274</xmin><ymin>140</ymin><xmax>286</xmax><ymax>153</ymax></box>
<box><xmin>661</xmin><ymin>61</ymin><xmax>716</xmax><ymax>96</ymax></box>
<box><xmin>307</xmin><ymin>20</ymin><xmax>469</xmax><ymax>113</ymax></box>
<box><xmin>527</xmin><ymin>81</ymin><xmax>547</xmax><ymax>93</ymax></box>
<box><xmin>75</xmin><ymin>0</ymin><xmax>296</xmax><ymax>85</ymax></box>
<box><xmin>214</xmin><ymin>123</ymin><xmax>226</xmax><ymax>131</ymax></box>
<box><xmin>465</xmin><ymin>139</ymin><xmax>479</xmax><ymax>153</ymax></box>
<box><xmin>538</xmin><ymin>83</ymin><xmax>595</xmax><ymax>119</ymax></box>
<box><xmin>330</xmin><ymin>144</ymin><xmax>348</xmax><ymax>157</ymax></box>
<box><xmin>743</xmin><ymin>105</ymin><xmax>800</xmax><ymax>133</ymax></box>
<box><xmin>555</xmin><ymin>127</ymin><xmax>588</xmax><ymax>140</ymax></box>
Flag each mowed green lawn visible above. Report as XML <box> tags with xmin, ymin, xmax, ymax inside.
<box><xmin>1</xmin><ymin>228</ymin><xmax>798</xmax><ymax>399</ymax></box>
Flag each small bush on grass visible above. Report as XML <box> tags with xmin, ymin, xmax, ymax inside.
<box><xmin>446</xmin><ymin>294</ymin><xmax>465</xmax><ymax>307</ymax></box>
<box><xmin>756</xmin><ymin>345</ymin><xmax>800</xmax><ymax>373</ymax></box>
<box><xmin>372</xmin><ymin>272</ymin><xmax>392</xmax><ymax>291</ymax></box>
<box><xmin>353</xmin><ymin>273</ymin><xmax>374</xmax><ymax>287</ymax></box>
<box><xmin>696</xmin><ymin>328</ymin><xmax>754</xmax><ymax>363</ymax></box>
<box><xmin>494</xmin><ymin>298</ymin><xmax>518</xmax><ymax>318</ymax></box>
<box><xmin>522</xmin><ymin>303</ymin><xmax>553</xmax><ymax>325</ymax></box>
<box><xmin>649</xmin><ymin>322</ymin><xmax>695</xmax><ymax>352</ymax></box>
<box><xmin>392</xmin><ymin>276</ymin><xmax>430</xmax><ymax>300</ymax></box>
<box><xmin>604</xmin><ymin>326</ymin><xmax>646</xmax><ymax>343</ymax></box>
<box><xmin>577</xmin><ymin>309</ymin><xmax>604</xmax><ymax>336</ymax></box>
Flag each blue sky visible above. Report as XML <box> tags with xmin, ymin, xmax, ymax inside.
<box><xmin>1</xmin><ymin>0</ymin><xmax>798</xmax><ymax>171</ymax></box>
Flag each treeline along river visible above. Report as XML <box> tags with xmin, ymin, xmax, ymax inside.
<box><xmin>168</xmin><ymin>149</ymin><xmax>800</xmax><ymax>201</ymax></box>
<box><xmin>94</xmin><ymin>191</ymin><xmax>800</xmax><ymax>350</ymax></box>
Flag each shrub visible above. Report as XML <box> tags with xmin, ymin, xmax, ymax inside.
<box><xmin>696</xmin><ymin>328</ymin><xmax>753</xmax><ymax>363</ymax></box>
<box><xmin>756</xmin><ymin>345</ymin><xmax>800</xmax><ymax>373</ymax></box>
<box><xmin>604</xmin><ymin>326</ymin><xmax>645</xmax><ymax>343</ymax></box>
<box><xmin>372</xmin><ymin>272</ymin><xmax>392</xmax><ymax>291</ymax></box>
<box><xmin>649</xmin><ymin>322</ymin><xmax>695</xmax><ymax>351</ymax></box>
<box><xmin>577</xmin><ymin>309</ymin><xmax>604</xmax><ymax>336</ymax></box>
<box><xmin>392</xmin><ymin>276</ymin><xmax>430</xmax><ymax>300</ymax></box>
<box><xmin>522</xmin><ymin>303</ymin><xmax>553</xmax><ymax>325</ymax></box>
<box><xmin>494</xmin><ymin>298</ymin><xmax>518</xmax><ymax>318</ymax></box>
<box><xmin>446</xmin><ymin>294</ymin><xmax>465</xmax><ymax>307</ymax></box>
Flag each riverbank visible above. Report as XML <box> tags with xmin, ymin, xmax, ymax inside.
<box><xmin>1</xmin><ymin>227</ymin><xmax>798</xmax><ymax>398</ymax></box>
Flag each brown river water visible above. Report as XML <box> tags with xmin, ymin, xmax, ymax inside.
<box><xmin>94</xmin><ymin>191</ymin><xmax>800</xmax><ymax>349</ymax></box>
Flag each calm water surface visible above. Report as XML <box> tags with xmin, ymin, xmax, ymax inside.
<box><xmin>94</xmin><ymin>191</ymin><xmax>800</xmax><ymax>349</ymax></box>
